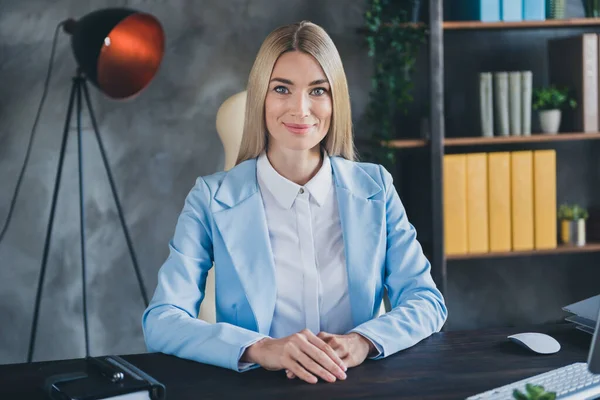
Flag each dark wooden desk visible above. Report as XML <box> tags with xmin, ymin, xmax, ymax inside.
<box><xmin>0</xmin><ymin>323</ymin><xmax>592</xmax><ymax>399</ymax></box>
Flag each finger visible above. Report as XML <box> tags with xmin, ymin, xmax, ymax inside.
<box><xmin>305</xmin><ymin>332</ymin><xmax>347</xmax><ymax>374</ymax></box>
<box><xmin>297</xmin><ymin>340</ymin><xmax>347</xmax><ymax>381</ymax></box>
<box><xmin>295</xmin><ymin>350</ymin><xmax>337</xmax><ymax>383</ymax></box>
<box><xmin>286</xmin><ymin>360</ymin><xmax>317</xmax><ymax>384</ymax></box>
<box><xmin>286</xmin><ymin>370</ymin><xmax>296</xmax><ymax>379</ymax></box>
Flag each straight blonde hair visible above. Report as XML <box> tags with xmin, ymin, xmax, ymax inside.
<box><xmin>236</xmin><ymin>21</ymin><xmax>356</xmax><ymax>165</ymax></box>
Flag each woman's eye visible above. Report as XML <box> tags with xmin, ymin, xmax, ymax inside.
<box><xmin>311</xmin><ymin>87</ymin><xmax>327</xmax><ymax>96</ymax></box>
<box><xmin>274</xmin><ymin>86</ymin><xmax>289</xmax><ymax>94</ymax></box>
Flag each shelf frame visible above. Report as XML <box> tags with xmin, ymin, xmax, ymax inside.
<box><xmin>446</xmin><ymin>243</ymin><xmax>600</xmax><ymax>260</ymax></box>
<box><xmin>443</xmin><ymin>17</ymin><xmax>600</xmax><ymax>30</ymax></box>
<box><xmin>382</xmin><ymin>132</ymin><xmax>600</xmax><ymax>149</ymax></box>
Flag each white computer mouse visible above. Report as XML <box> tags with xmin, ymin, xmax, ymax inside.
<box><xmin>507</xmin><ymin>332</ymin><xmax>561</xmax><ymax>354</ymax></box>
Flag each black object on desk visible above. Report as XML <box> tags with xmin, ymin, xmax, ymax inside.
<box><xmin>43</xmin><ymin>356</ymin><xmax>165</xmax><ymax>400</ymax></box>
<box><xmin>0</xmin><ymin>323</ymin><xmax>593</xmax><ymax>400</ymax></box>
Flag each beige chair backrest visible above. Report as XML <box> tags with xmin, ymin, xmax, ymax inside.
<box><xmin>197</xmin><ymin>91</ymin><xmax>247</xmax><ymax>324</ymax></box>
<box><xmin>197</xmin><ymin>90</ymin><xmax>387</xmax><ymax>324</ymax></box>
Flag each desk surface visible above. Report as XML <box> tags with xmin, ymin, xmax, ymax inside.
<box><xmin>0</xmin><ymin>323</ymin><xmax>592</xmax><ymax>400</ymax></box>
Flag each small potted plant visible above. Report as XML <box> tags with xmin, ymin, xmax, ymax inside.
<box><xmin>513</xmin><ymin>383</ymin><xmax>556</xmax><ymax>399</ymax></box>
<box><xmin>558</xmin><ymin>203</ymin><xmax>589</xmax><ymax>246</ymax></box>
<box><xmin>532</xmin><ymin>85</ymin><xmax>577</xmax><ymax>134</ymax></box>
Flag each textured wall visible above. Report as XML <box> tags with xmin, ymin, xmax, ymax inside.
<box><xmin>0</xmin><ymin>0</ymin><xmax>372</xmax><ymax>364</ymax></box>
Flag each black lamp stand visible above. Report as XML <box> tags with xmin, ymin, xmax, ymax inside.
<box><xmin>27</xmin><ymin>69</ymin><xmax>149</xmax><ymax>363</ymax></box>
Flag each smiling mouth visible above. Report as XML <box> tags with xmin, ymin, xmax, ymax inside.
<box><xmin>283</xmin><ymin>123</ymin><xmax>315</xmax><ymax>134</ymax></box>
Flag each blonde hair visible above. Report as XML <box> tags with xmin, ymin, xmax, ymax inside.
<box><xmin>236</xmin><ymin>21</ymin><xmax>356</xmax><ymax>165</ymax></box>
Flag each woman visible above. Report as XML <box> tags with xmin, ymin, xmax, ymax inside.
<box><xmin>142</xmin><ymin>20</ymin><xmax>447</xmax><ymax>385</ymax></box>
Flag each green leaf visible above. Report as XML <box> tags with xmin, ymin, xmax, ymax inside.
<box><xmin>538</xmin><ymin>393</ymin><xmax>557</xmax><ymax>400</ymax></box>
<box><xmin>512</xmin><ymin>389</ymin><xmax>529</xmax><ymax>400</ymax></box>
<box><xmin>526</xmin><ymin>384</ymin><xmax>544</xmax><ymax>397</ymax></box>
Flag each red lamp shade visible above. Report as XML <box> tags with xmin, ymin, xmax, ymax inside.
<box><xmin>64</xmin><ymin>8</ymin><xmax>165</xmax><ymax>99</ymax></box>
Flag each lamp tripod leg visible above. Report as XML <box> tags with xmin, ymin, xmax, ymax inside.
<box><xmin>27</xmin><ymin>78</ymin><xmax>77</xmax><ymax>363</ymax></box>
<box><xmin>75</xmin><ymin>77</ymin><xmax>90</xmax><ymax>358</ymax></box>
<box><xmin>81</xmin><ymin>81</ymin><xmax>149</xmax><ymax>307</ymax></box>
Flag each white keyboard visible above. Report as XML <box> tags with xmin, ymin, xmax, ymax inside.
<box><xmin>467</xmin><ymin>362</ymin><xmax>600</xmax><ymax>400</ymax></box>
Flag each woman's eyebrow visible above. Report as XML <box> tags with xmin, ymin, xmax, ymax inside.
<box><xmin>269</xmin><ymin>78</ymin><xmax>329</xmax><ymax>86</ymax></box>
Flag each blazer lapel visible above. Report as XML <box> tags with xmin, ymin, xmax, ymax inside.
<box><xmin>331</xmin><ymin>157</ymin><xmax>385</xmax><ymax>327</ymax></box>
<box><xmin>212</xmin><ymin>159</ymin><xmax>277</xmax><ymax>335</ymax></box>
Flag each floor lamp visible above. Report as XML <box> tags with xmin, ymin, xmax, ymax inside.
<box><xmin>27</xmin><ymin>8</ymin><xmax>165</xmax><ymax>363</ymax></box>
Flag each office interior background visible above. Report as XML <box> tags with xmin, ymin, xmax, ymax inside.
<box><xmin>0</xmin><ymin>0</ymin><xmax>599</xmax><ymax>366</ymax></box>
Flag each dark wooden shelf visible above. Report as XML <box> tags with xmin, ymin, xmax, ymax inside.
<box><xmin>383</xmin><ymin>132</ymin><xmax>600</xmax><ymax>148</ymax></box>
<box><xmin>445</xmin><ymin>132</ymin><xmax>600</xmax><ymax>146</ymax></box>
<box><xmin>446</xmin><ymin>242</ymin><xmax>600</xmax><ymax>260</ymax></box>
<box><xmin>443</xmin><ymin>18</ymin><xmax>600</xmax><ymax>30</ymax></box>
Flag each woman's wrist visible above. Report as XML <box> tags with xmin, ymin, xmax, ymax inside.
<box><xmin>350</xmin><ymin>332</ymin><xmax>376</xmax><ymax>356</ymax></box>
<box><xmin>241</xmin><ymin>337</ymin><xmax>270</xmax><ymax>364</ymax></box>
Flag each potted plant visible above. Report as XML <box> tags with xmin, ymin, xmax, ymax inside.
<box><xmin>558</xmin><ymin>203</ymin><xmax>589</xmax><ymax>246</ymax></box>
<box><xmin>532</xmin><ymin>85</ymin><xmax>576</xmax><ymax>134</ymax></box>
<box><xmin>513</xmin><ymin>383</ymin><xmax>556</xmax><ymax>399</ymax></box>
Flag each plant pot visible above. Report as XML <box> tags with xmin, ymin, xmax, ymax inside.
<box><xmin>560</xmin><ymin>219</ymin><xmax>586</xmax><ymax>246</ymax></box>
<box><xmin>539</xmin><ymin>109</ymin><xmax>561</xmax><ymax>134</ymax></box>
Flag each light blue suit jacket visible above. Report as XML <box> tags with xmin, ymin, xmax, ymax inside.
<box><xmin>142</xmin><ymin>156</ymin><xmax>448</xmax><ymax>372</ymax></box>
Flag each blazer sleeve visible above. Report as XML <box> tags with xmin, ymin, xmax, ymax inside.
<box><xmin>141</xmin><ymin>177</ymin><xmax>267</xmax><ymax>372</ymax></box>
<box><xmin>349</xmin><ymin>165</ymin><xmax>448</xmax><ymax>359</ymax></box>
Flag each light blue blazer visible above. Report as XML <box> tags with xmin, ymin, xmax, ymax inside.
<box><xmin>142</xmin><ymin>156</ymin><xmax>448</xmax><ymax>372</ymax></box>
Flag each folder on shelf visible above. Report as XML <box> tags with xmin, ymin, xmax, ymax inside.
<box><xmin>510</xmin><ymin>151</ymin><xmax>534</xmax><ymax>250</ymax></box>
<box><xmin>453</xmin><ymin>0</ymin><xmax>500</xmax><ymax>22</ymax></box>
<box><xmin>533</xmin><ymin>150</ymin><xmax>557</xmax><ymax>249</ymax></box>
<box><xmin>523</xmin><ymin>0</ymin><xmax>545</xmax><ymax>21</ymax></box>
<box><xmin>443</xmin><ymin>154</ymin><xmax>468</xmax><ymax>255</ymax></box>
<box><xmin>488</xmin><ymin>152</ymin><xmax>512</xmax><ymax>252</ymax></box>
<box><xmin>466</xmin><ymin>153</ymin><xmax>489</xmax><ymax>253</ymax></box>
<box><xmin>501</xmin><ymin>0</ymin><xmax>523</xmax><ymax>21</ymax></box>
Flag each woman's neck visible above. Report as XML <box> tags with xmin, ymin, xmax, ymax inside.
<box><xmin>266</xmin><ymin>146</ymin><xmax>323</xmax><ymax>186</ymax></box>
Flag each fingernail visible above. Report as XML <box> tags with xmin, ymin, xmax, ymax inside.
<box><xmin>311</xmin><ymin>376</ymin><xmax>318</xmax><ymax>384</ymax></box>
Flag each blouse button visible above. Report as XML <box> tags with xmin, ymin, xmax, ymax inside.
<box><xmin>299</xmin><ymin>188</ymin><xmax>305</xmax><ymax>194</ymax></box>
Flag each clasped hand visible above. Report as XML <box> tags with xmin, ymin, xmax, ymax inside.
<box><xmin>242</xmin><ymin>329</ymin><xmax>374</xmax><ymax>384</ymax></box>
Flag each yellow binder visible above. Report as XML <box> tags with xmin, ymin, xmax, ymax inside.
<box><xmin>466</xmin><ymin>153</ymin><xmax>489</xmax><ymax>253</ymax></box>
<box><xmin>511</xmin><ymin>151</ymin><xmax>534</xmax><ymax>251</ymax></box>
<box><xmin>443</xmin><ymin>154</ymin><xmax>468</xmax><ymax>255</ymax></box>
<box><xmin>533</xmin><ymin>150</ymin><xmax>557</xmax><ymax>249</ymax></box>
<box><xmin>488</xmin><ymin>152</ymin><xmax>512</xmax><ymax>252</ymax></box>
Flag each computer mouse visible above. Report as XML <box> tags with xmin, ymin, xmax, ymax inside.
<box><xmin>507</xmin><ymin>332</ymin><xmax>561</xmax><ymax>354</ymax></box>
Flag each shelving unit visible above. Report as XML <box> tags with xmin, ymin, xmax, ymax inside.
<box><xmin>418</xmin><ymin>3</ymin><xmax>600</xmax><ymax>314</ymax></box>
<box><xmin>446</xmin><ymin>243</ymin><xmax>600</xmax><ymax>260</ymax></box>
<box><xmin>443</xmin><ymin>17</ymin><xmax>600</xmax><ymax>30</ymax></box>
<box><xmin>384</xmin><ymin>132</ymin><xmax>600</xmax><ymax>148</ymax></box>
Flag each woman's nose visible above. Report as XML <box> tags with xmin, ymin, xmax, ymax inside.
<box><xmin>289</xmin><ymin>92</ymin><xmax>310</xmax><ymax>118</ymax></box>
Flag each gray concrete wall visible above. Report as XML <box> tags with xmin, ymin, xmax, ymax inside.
<box><xmin>0</xmin><ymin>0</ymin><xmax>372</xmax><ymax>364</ymax></box>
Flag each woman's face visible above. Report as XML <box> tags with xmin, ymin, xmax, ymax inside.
<box><xmin>264</xmin><ymin>51</ymin><xmax>332</xmax><ymax>153</ymax></box>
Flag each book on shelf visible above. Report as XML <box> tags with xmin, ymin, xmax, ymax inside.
<box><xmin>548</xmin><ymin>33</ymin><xmax>599</xmax><ymax>133</ymax></box>
<box><xmin>521</xmin><ymin>71</ymin><xmax>532</xmax><ymax>136</ymax></box>
<box><xmin>488</xmin><ymin>152</ymin><xmax>512</xmax><ymax>252</ymax></box>
<box><xmin>480</xmin><ymin>72</ymin><xmax>494</xmax><ymax>137</ymax></box>
<box><xmin>523</xmin><ymin>0</ymin><xmax>545</xmax><ymax>21</ymax></box>
<box><xmin>453</xmin><ymin>0</ymin><xmax>501</xmax><ymax>22</ymax></box>
<box><xmin>466</xmin><ymin>153</ymin><xmax>489</xmax><ymax>253</ymax></box>
<box><xmin>494</xmin><ymin>72</ymin><xmax>510</xmax><ymax>136</ymax></box>
<box><xmin>443</xmin><ymin>154</ymin><xmax>468</xmax><ymax>255</ymax></box>
<box><xmin>509</xmin><ymin>72</ymin><xmax>522</xmax><ymax>135</ymax></box>
<box><xmin>501</xmin><ymin>0</ymin><xmax>522</xmax><ymax>21</ymax></box>
<box><xmin>443</xmin><ymin>150</ymin><xmax>557</xmax><ymax>256</ymax></box>
<box><xmin>511</xmin><ymin>151</ymin><xmax>534</xmax><ymax>251</ymax></box>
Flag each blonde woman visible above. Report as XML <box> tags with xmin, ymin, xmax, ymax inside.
<box><xmin>142</xmin><ymin>21</ymin><xmax>447</xmax><ymax>385</ymax></box>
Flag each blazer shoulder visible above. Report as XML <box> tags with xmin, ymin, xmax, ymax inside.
<box><xmin>332</xmin><ymin>157</ymin><xmax>391</xmax><ymax>188</ymax></box>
